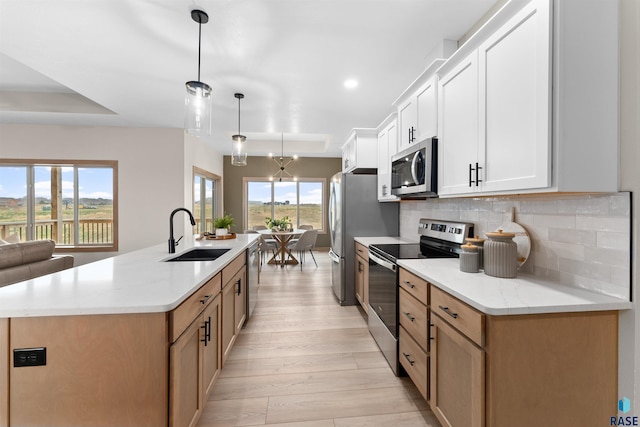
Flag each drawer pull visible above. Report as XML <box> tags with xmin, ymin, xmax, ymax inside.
<box><xmin>403</xmin><ymin>311</ymin><xmax>415</xmax><ymax>322</ymax></box>
<box><xmin>402</xmin><ymin>352</ymin><xmax>415</xmax><ymax>366</ymax></box>
<box><xmin>200</xmin><ymin>294</ymin><xmax>212</xmax><ymax>304</ymax></box>
<box><xmin>402</xmin><ymin>280</ymin><xmax>415</xmax><ymax>289</ymax></box>
<box><xmin>438</xmin><ymin>305</ymin><xmax>458</xmax><ymax>319</ymax></box>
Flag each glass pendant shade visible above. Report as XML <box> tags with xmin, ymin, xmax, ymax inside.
<box><xmin>231</xmin><ymin>134</ymin><xmax>247</xmax><ymax>166</ymax></box>
<box><xmin>230</xmin><ymin>93</ymin><xmax>247</xmax><ymax>166</ymax></box>
<box><xmin>185</xmin><ymin>81</ymin><xmax>212</xmax><ymax>136</ymax></box>
<box><xmin>184</xmin><ymin>9</ymin><xmax>211</xmax><ymax>136</ymax></box>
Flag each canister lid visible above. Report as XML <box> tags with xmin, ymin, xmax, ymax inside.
<box><xmin>466</xmin><ymin>236</ymin><xmax>485</xmax><ymax>244</ymax></box>
<box><xmin>461</xmin><ymin>243</ymin><xmax>478</xmax><ymax>251</ymax></box>
<box><xmin>485</xmin><ymin>229</ymin><xmax>516</xmax><ymax>239</ymax></box>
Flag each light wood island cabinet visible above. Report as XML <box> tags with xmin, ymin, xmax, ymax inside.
<box><xmin>221</xmin><ymin>252</ymin><xmax>247</xmax><ymax>365</ymax></box>
<box><xmin>2</xmin><ymin>247</ymin><xmax>250</xmax><ymax>427</ymax></box>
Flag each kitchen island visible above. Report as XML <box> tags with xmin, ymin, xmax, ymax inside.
<box><xmin>0</xmin><ymin>234</ymin><xmax>259</xmax><ymax>427</ymax></box>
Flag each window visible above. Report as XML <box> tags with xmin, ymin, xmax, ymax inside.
<box><xmin>193</xmin><ymin>167</ymin><xmax>221</xmax><ymax>233</ymax></box>
<box><xmin>0</xmin><ymin>160</ymin><xmax>117</xmax><ymax>251</ymax></box>
<box><xmin>244</xmin><ymin>178</ymin><xmax>325</xmax><ymax>231</ymax></box>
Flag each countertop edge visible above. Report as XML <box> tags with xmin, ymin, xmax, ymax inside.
<box><xmin>0</xmin><ymin>235</ymin><xmax>259</xmax><ymax>318</ymax></box>
<box><xmin>398</xmin><ymin>259</ymin><xmax>632</xmax><ymax>316</ymax></box>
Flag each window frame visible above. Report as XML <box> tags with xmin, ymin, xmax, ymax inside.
<box><xmin>0</xmin><ymin>159</ymin><xmax>118</xmax><ymax>252</ymax></box>
<box><xmin>243</xmin><ymin>177</ymin><xmax>326</xmax><ymax>232</ymax></box>
<box><xmin>192</xmin><ymin>167</ymin><xmax>222</xmax><ymax>234</ymax></box>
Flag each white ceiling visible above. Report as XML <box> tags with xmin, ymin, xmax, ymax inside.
<box><xmin>0</xmin><ymin>0</ymin><xmax>497</xmax><ymax>157</ymax></box>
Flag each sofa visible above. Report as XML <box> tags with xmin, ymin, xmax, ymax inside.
<box><xmin>0</xmin><ymin>240</ymin><xmax>74</xmax><ymax>287</ymax></box>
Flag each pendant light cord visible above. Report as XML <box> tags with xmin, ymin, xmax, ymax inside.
<box><xmin>197</xmin><ymin>21</ymin><xmax>202</xmax><ymax>82</ymax></box>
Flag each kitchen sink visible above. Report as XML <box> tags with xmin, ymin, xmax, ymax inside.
<box><xmin>165</xmin><ymin>248</ymin><xmax>230</xmax><ymax>262</ymax></box>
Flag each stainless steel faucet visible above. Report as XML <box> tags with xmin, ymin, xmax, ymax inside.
<box><xmin>168</xmin><ymin>208</ymin><xmax>196</xmax><ymax>253</ymax></box>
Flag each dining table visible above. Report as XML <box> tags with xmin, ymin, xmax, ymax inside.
<box><xmin>257</xmin><ymin>229</ymin><xmax>305</xmax><ymax>268</ymax></box>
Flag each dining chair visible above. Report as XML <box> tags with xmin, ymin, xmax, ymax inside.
<box><xmin>299</xmin><ymin>224</ymin><xmax>313</xmax><ymax>230</ymax></box>
<box><xmin>252</xmin><ymin>225</ymin><xmax>268</xmax><ymax>230</ymax></box>
<box><xmin>286</xmin><ymin>229</ymin><xmax>318</xmax><ymax>270</ymax></box>
<box><xmin>245</xmin><ymin>230</ymin><xmax>277</xmax><ymax>264</ymax></box>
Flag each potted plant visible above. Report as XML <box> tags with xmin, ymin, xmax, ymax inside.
<box><xmin>213</xmin><ymin>213</ymin><xmax>235</xmax><ymax>236</ymax></box>
<box><xmin>265</xmin><ymin>216</ymin><xmax>291</xmax><ymax>231</ymax></box>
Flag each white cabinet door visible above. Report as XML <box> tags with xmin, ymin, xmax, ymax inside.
<box><xmin>398</xmin><ymin>99</ymin><xmax>416</xmax><ymax>150</ymax></box>
<box><xmin>438</xmin><ymin>51</ymin><xmax>479</xmax><ymax>196</ymax></box>
<box><xmin>377</xmin><ymin>117</ymin><xmax>398</xmax><ymax>201</ymax></box>
<box><xmin>478</xmin><ymin>0</ymin><xmax>551</xmax><ymax>193</ymax></box>
<box><xmin>415</xmin><ymin>77</ymin><xmax>438</xmax><ymax>141</ymax></box>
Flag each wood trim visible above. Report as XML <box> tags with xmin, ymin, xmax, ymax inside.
<box><xmin>0</xmin><ymin>318</ymin><xmax>8</xmax><ymax>427</ymax></box>
<box><xmin>485</xmin><ymin>311</ymin><xmax>618</xmax><ymax>427</ymax></box>
<box><xmin>430</xmin><ymin>313</ymin><xmax>485</xmax><ymax>427</ymax></box>
<box><xmin>9</xmin><ymin>313</ymin><xmax>168</xmax><ymax>427</ymax></box>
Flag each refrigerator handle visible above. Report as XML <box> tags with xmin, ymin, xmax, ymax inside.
<box><xmin>328</xmin><ymin>249</ymin><xmax>340</xmax><ymax>263</ymax></box>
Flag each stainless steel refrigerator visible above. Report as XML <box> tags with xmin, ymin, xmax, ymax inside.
<box><xmin>328</xmin><ymin>172</ymin><xmax>399</xmax><ymax>305</ymax></box>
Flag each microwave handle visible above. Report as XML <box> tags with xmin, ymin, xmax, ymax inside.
<box><xmin>410</xmin><ymin>151</ymin><xmax>421</xmax><ymax>185</ymax></box>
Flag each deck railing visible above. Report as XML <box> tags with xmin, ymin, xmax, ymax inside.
<box><xmin>0</xmin><ymin>219</ymin><xmax>113</xmax><ymax>245</ymax></box>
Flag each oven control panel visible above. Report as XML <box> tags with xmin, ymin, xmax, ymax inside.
<box><xmin>418</xmin><ymin>219</ymin><xmax>474</xmax><ymax>244</ymax></box>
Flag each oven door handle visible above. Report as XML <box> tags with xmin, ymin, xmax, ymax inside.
<box><xmin>368</xmin><ymin>251</ymin><xmax>396</xmax><ymax>273</ymax></box>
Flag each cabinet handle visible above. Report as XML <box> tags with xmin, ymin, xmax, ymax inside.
<box><xmin>475</xmin><ymin>162</ymin><xmax>482</xmax><ymax>186</ymax></box>
<box><xmin>358</xmin><ymin>262</ymin><xmax>363</xmax><ymax>273</ymax></box>
<box><xmin>402</xmin><ymin>352</ymin><xmax>415</xmax><ymax>366</ymax></box>
<box><xmin>402</xmin><ymin>280</ymin><xmax>415</xmax><ymax>289</ymax></box>
<box><xmin>200</xmin><ymin>294</ymin><xmax>212</xmax><ymax>305</ymax></box>
<box><xmin>403</xmin><ymin>311</ymin><xmax>415</xmax><ymax>322</ymax></box>
<box><xmin>236</xmin><ymin>278</ymin><xmax>242</xmax><ymax>296</ymax></box>
<box><xmin>438</xmin><ymin>305</ymin><xmax>458</xmax><ymax>319</ymax></box>
<box><xmin>382</xmin><ymin>184</ymin><xmax>387</xmax><ymax>196</ymax></box>
<box><xmin>201</xmin><ymin>317</ymin><xmax>211</xmax><ymax>346</ymax></box>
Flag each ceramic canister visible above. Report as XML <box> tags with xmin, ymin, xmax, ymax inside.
<box><xmin>484</xmin><ymin>230</ymin><xmax>518</xmax><ymax>278</ymax></box>
<box><xmin>465</xmin><ymin>236</ymin><xmax>485</xmax><ymax>269</ymax></box>
<box><xmin>459</xmin><ymin>243</ymin><xmax>480</xmax><ymax>273</ymax></box>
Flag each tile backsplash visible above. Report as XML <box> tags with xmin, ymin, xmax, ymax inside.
<box><xmin>400</xmin><ymin>192</ymin><xmax>631</xmax><ymax>300</ymax></box>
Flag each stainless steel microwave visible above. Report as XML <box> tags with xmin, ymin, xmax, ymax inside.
<box><xmin>390</xmin><ymin>138</ymin><xmax>437</xmax><ymax>197</ymax></box>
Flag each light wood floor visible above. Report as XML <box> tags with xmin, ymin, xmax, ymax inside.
<box><xmin>196</xmin><ymin>250</ymin><xmax>441</xmax><ymax>427</ymax></box>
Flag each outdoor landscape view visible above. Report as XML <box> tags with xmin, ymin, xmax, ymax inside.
<box><xmin>0</xmin><ymin>165</ymin><xmax>114</xmax><ymax>245</ymax></box>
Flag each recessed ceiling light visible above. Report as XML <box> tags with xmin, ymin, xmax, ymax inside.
<box><xmin>344</xmin><ymin>79</ymin><xmax>358</xmax><ymax>89</ymax></box>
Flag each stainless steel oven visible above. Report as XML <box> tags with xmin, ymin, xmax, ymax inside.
<box><xmin>390</xmin><ymin>138</ymin><xmax>437</xmax><ymax>198</ymax></box>
<box><xmin>367</xmin><ymin>219</ymin><xmax>474</xmax><ymax>376</ymax></box>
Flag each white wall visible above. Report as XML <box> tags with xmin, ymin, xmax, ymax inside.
<box><xmin>0</xmin><ymin>124</ymin><xmax>224</xmax><ymax>265</ymax></box>
<box><xmin>619</xmin><ymin>0</ymin><xmax>639</xmax><ymax>412</ymax></box>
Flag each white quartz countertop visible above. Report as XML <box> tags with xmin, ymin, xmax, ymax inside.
<box><xmin>354</xmin><ymin>236</ymin><xmax>414</xmax><ymax>246</ymax></box>
<box><xmin>398</xmin><ymin>258</ymin><xmax>631</xmax><ymax>315</ymax></box>
<box><xmin>0</xmin><ymin>234</ymin><xmax>259</xmax><ymax>318</ymax></box>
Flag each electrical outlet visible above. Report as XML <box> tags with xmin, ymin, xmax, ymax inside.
<box><xmin>13</xmin><ymin>347</ymin><xmax>46</xmax><ymax>367</ymax></box>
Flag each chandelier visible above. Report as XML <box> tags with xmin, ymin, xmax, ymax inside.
<box><xmin>269</xmin><ymin>133</ymin><xmax>297</xmax><ymax>182</ymax></box>
<box><xmin>230</xmin><ymin>93</ymin><xmax>247</xmax><ymax>166</ymax></box>
<box><xmin>184</xmin><ymin>9</ymin><xmax>212</xmax><ymax>136</ymax></box>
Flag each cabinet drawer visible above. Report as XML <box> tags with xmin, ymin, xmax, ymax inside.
<box><xmin>355</xmin><ymin>242</ymin><xmax>369</xmax><ymax>261</ymax></box>
<box><xmin>431</xmin><ymin>286</ymin><xmax>484</xmax><ymax>347</ymax></box>
<box><xmin>399</xmin><ymin>288</ymin><xmax>428</xmax><ymax>351</ymax></box>
<box><xmin>399</xmin><ymin>268</ymin><xmax>428</xmax><ymax>305</ymax></box>
<box><xmin>400</xmin><ymin>326</ymin><xmax>428</xmax><ymax>401</ymax></box>
<box><xmin>170</xmin><ymin>273</ymin><xmax>222</xmax><ymax>342</ymax></box>
<box><xmin>222</xmin><ymin>252</ymin><xmax>245</xmax><ymax>285</ymax></box>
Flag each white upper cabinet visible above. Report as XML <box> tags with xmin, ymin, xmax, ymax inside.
<box><xmin>376</xmin><ymin>114</ymin><xmax>398</xmax><ymax>201</ymax></box>
<box><xmin>342</xmin><ymin>128</ymin><xmax>378</xmax><ymax>173</ymax></box>
<box><xmin>437</xmin><ymin>0</ymin><xmax>618</xmax><ymax>197</ymax></box>
<box><xmin>393</xmin><ymin>60</ymin><xmax>445</xmax><ymax>152</ymax></box>
<box><xmin>439</xmin><ymin>0</ymin><xmax>550</xmax><ymax>196</ymax></box>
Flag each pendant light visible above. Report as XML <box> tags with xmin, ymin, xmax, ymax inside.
<box><xmin>269</xmin><ymin>133</ymin><xmax>297</xmax><ymax>182</ymax></box>
<box><xmin>231</xmin><ymin>93</ymin><xmax>247</xmax><ymax>166</ymax></box>
<box><xmin>184</xmin><ymin>9</ymin><xmax>212</xmax><ymax>136</ymax></box>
